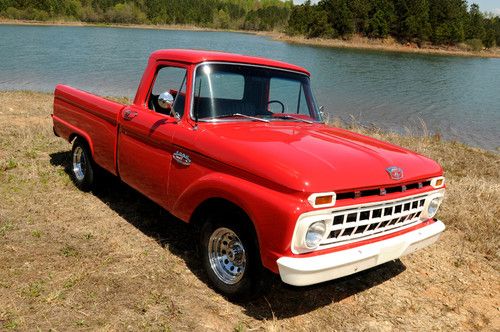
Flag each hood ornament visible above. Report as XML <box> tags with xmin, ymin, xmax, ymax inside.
<box><xmin>386</xmin><ymin>166</ymin><xmax>404</xmax><ymax>180</ymax></box>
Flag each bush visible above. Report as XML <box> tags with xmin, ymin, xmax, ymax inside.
<box><xmin>482</xmin><ymin>29</ymin><xmax>496</xmax><ymax>48</ymax></box>
<box><xmin>80</xmin><ymin>5</ymin><xmax>103</xmax><ymax>22</ymax></box>
<box><xmin>212</xmin><ymin>9</ymin><xmax>230</xmax><ymax>29</ymax></box>
<box><xmin>3</xmin><ymin>7</ymin><xmax>49</xmax><ymax>21</ymax></box>
<box><xmin>105</xmin><ymin>2</ymin><xmax>147</xmax><ymax>24</ymax></box>
<box><xmin>465</xmin><ymin>38</ymin><xmax>483</xmax><ymax>51</ymax></box>
<box><xmin>3</xmin><ymin>6</ymin><xmax>22</xmax><ymax>19</ymax></box>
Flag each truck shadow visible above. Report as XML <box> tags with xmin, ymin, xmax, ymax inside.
<box><xmin>50</xmin><ymin>150</ymin><xmax>407</xmax><ymax>320</ymax></box>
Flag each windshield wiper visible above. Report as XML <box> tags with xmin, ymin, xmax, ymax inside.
<box><xmin>273</xmin><ymin>114</ymin><xmax>315</xmax><ymax>124</ymax></box>
<box><xmin>209</xmin><ymin>113</ymin><xmax>270</xmax><ymax>123</ymax></box>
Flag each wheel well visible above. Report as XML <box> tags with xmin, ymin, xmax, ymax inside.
<box><xmin>69</xmin><ymin>134</ymin><xmax>91</xmax><ymax>151</ymax></box>
<box><xmin>68</xmin><ymin>133</ymin><xmax>78</xmax><ymax>143</ymax></box>
<box><xmin>190</xmin><ymin>198</ymin><xmax>256</xmax><ymax>235</ymax></box>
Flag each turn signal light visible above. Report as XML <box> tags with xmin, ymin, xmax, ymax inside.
<box><xmin>430</xmin><ymin>176</ymin><xmax>445</xmax><ymax>189</ymax></box>
<box><xmin>308</xmin><ymin>192</ymin><xmax>336</xmax><ymax>208</ymax></box>
<box><xmin>315</xmin><ymin>195</ymin><xmax>333</xmax><ymax>206</ymax></box>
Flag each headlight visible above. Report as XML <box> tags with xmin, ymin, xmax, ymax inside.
<box><xmin>305</xmin><ymin>221</ymin><xmax>327</xmax><ymax>249</ymax></box>
<box><xmin>427</xmin><ymin>197</ymin><xmax>441</xmax><ymax>219</ymax></box>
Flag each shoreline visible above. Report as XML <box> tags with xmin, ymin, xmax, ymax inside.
<box><xmin>1</xmin><ymin>18</ymin><xmax>499</xmax><ymax>59</ymax></box>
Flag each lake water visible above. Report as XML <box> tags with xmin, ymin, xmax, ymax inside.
<box><xmin>0</xmin><ymin>24</ymin><xmax>499</xmax><ymax>150</ymax></box>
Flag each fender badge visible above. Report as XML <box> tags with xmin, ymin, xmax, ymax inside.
<box><xmin>386</xmin><ymin>166</ymin><xmax>404</xmax><ymax>180</ymax></box>
<box><xmin>173</xmin><ymin>151</ymin><xmax>191</xmax><ymax>166</ymax></box>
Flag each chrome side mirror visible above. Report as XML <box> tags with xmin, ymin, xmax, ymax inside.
<box><xmin>319</xmin><ymin>105</ymin><xmax>327</xmax><ymax>123</ymax></box>
<box><xmin>158</xmin><ymin>91</ymin><xmax>174</xmax><ymax>109</ymax></box>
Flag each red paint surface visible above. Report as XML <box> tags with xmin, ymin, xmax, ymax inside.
<box><xmin>52</xmin><ymin>50</ymin><xmax>444</xmax><ymax>273</ymax></box>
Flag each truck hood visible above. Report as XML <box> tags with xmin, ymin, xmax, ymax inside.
<box><xmin>194</xmin><ymin>122</ymin><xmax>442</xmax><ymax>193</ymax></box>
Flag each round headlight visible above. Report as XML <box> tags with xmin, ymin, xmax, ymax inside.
<box><xmin>427</xmin><ymin>197</ymin><xmax>441</xmax><ymax>219</ymax></box>
<box><xmin>305</xmin><ymin>221</ymin><xmax>326</xmax><ymax>249</ymax></box>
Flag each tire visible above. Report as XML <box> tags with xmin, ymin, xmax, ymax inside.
<box><xmin>200</xmin><ymin>210</ymin><xmax>271</xmax><ymax>301</ymax></box>
<box><xmin>70</xmin><ymin>137</ymin><xmax>95</xmax><ymax>192</ymax></box>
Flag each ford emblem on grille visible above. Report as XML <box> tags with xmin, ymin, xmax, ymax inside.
<box><xmin>386</xmin><ymin>166</ymin><xmax>404</xmax><ymax>180</ymax></box>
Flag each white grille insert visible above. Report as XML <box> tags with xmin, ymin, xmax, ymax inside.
<box><xmin>321</xmin><ymin>194</ymin><xmax>427</xmax><ymax>247</ymax></box>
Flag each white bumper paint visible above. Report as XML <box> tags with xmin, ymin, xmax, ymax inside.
<box><xmin>277</xmin><ymin>220</ymin><xmax>445</xmax><ymax>286</ymax></box>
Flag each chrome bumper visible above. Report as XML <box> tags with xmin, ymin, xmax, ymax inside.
<box><xmin>277</xmin><ymin>220</ymin><xmax>445</xmax><ymax>286</ymax></box>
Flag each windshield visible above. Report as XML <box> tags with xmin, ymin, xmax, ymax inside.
<box><xmin>192</xmin><ymin>63</ymin><xmax>321</xmax><ymax>122</ymax></box>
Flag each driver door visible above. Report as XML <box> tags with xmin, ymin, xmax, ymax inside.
<box><xmin>117</xmin><ymin>65</ymin><xmax>188</xmax><ymax>208</ymax></box>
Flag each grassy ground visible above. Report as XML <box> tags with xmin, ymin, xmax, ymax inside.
<box><xmin>1</xmin><ymin>19</ymin><xmax>500</xmax><ymax>59</ymax></box>
<box><xmin>0</xmin><ymin>91</ymin><xmax>498</xmax><ymax>331</ymax></box>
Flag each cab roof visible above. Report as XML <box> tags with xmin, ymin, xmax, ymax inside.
<box><xmin>150</xmin><ymin>49</ymin><xmax>310</xmax><ymax>76</ymax></box>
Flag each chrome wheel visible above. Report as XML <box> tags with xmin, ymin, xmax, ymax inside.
<box><xmin>72</xmin><ymin>146</ymin><xmax>86</xmax><ymax>181</ymax></box>
<box><xmin>208</xmin><ymin>227</ymin><xmax>246</xmax><ymax>285</ymax></box>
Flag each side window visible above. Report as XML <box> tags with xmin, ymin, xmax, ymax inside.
<box><xmin>269</xmin><ymin>77</ymin><xmax>308</xmax><ymax>115</ymax></box>
<box><xmin>150</xmin><ymin>66</ymin><xmax>187</xmax><ymax>117</ymax></box>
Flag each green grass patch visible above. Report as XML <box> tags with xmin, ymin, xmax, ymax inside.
<box><xmin>61</xmin><ymin>244</ymin><xmax>79</xmax><ymax>257</ymax></box>
<box><xmin>3</xmin><ymin>158</ymin><xmax>17</xmax><ymax>171</ymax></box>
<box><xmin>0</xmin><ymin>221</ymin><xmax>15</xmax><ymax>237</ymax></box>
<box><xmin>22</xmin><ymin>281</ymin><xmax>44</xmax><ymax>298</ymax></box>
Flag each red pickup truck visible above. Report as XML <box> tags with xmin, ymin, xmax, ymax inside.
<box><xmin>52</xmin><ymin>49</ymin><xmax>446</xmax><ymax>300</ymax></box>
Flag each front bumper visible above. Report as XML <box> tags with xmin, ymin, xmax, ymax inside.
<box><xmin>277</xmin><ymin>219</ymin><xmax>445</xmax><ymax>286</ymax></box>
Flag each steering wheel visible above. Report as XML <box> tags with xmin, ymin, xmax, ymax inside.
<box><xmin>267</xmin><ymin>100</ymin><xmax>285</xmax><ymax>113</ymax></box>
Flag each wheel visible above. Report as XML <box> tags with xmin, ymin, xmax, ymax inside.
<box><xmin>70</xmin><ymin>137</ymin><xmax>94</xmax><ymax>192</ymax></box>
<box><xmin>200</xmin><ymin>211</ymin><xmax>271</xmax><ymax>301</ymax></box>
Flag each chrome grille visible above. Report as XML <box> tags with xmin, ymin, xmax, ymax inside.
<box><xmin>321</xmin><ymin>194</ymin><xmax>427</xmax><ymax>247</ymax></box>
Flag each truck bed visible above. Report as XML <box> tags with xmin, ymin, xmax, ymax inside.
<box><xmin>52</xmin><ymin>84</ymin><xmax>125</xmax><ymax>175</ymax></box>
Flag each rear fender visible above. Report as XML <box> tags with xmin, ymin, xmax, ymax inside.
<box><xmin>52</xmin><ymin>114</ymin><xmax>95</xmax><ymax>156</ymax></box>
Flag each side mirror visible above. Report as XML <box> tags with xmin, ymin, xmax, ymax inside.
<box><xmin>319</xmin><ymin>105</ymin><xmax>327</xmax><ymax>123</ymax></box>
<box><xmin>158</xmin><ymin>91</ymin><xmax>174</xmax><ymax>109</ymax></box>
<box><xmin>158</xmin><ymin>91</ymin><xmax>180</xmax><ymax>121</ymax></box>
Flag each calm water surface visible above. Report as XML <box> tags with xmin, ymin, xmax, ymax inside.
<box><xmin>0</xmin><ymin>25</ymin><xmax>499</xmax><ymax>150</ymax></box>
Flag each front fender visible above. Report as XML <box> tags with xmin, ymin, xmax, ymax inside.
<box><xmin>172</xmin><ymin>172</ymin><xmax>310</xmax><ymax>273</ymax></box>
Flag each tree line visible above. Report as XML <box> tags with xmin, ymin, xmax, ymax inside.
<box><xmin>0</xmin><ymin>0</ymin><xmax>293</xmax><ymax>30</ymax></box>
<box><xmin>1</xmin><ymin>0</ymin><xmax>499</xmax><ymax>48</ymax></box>
<box><xmin>288</xmin><ymin>0</ymin><xmax>500</xmax><ymax>48</ymax></box>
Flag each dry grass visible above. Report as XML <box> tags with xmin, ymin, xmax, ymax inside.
<box><xmin>0</xmin><ymin>91</ymin><xmax>498</xmax><ymax>331</ymax></box>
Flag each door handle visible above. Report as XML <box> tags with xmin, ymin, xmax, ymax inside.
<box><xmin>123</xmin><ymin>109</ymin><xmax>138</xmax><ymax>120</ymax></box>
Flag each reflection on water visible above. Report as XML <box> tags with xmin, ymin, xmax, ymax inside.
<box><xmin>0</xmin><ymin>25</ymin><xmax>498</xmax><ymax>150</ymax></box>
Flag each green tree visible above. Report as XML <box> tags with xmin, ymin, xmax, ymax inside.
<box><xmin>466</xmin><ymin>3</ymin><xmax>485</xmax><ymax>40</ymax></box>
<box><xmin>213</xmin><ymin>8</ymin><xmax>230</xmax><ymax>28</ymax></box>
<box><xmin>320</xmin><ymin>0</ymin><xmax>355</xmax><ymax>37</ymax></box>
<box><xmin>349</xmin><ymin>0</ymin><xmax>371</xmax><ymax>34</ymax></box>
<box><xmin>0</xmin><ymin>0</ymin><xmax>14</xmax><ymax>12</ymax></box>
<box><xmin>482</xmin><ymin>28</ymin><xmax>495</xmax><ymax>48</ymax></box>
<box><xmin>402</xmin><ymin>0</ymin><xmax>432</xmax><ymax>42</ymax></box>
<box><xmin>306</xmin><ymin>8</ymin><xmax>333</xmax><ymax>38</ymax></box>
<box><xmin>369</xmin><ymin>10</ymin><xmax>390</xmax><ymax>37</ymax></box>
<box><xmin>429</xmin><ymin>0</ymin><xmax>468</xmax><ymax>44</ymax></box>
<box><xmin>287</xmin><ymin>0</ymin><xmax>313</xmax><ymax>36</ymax></box>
